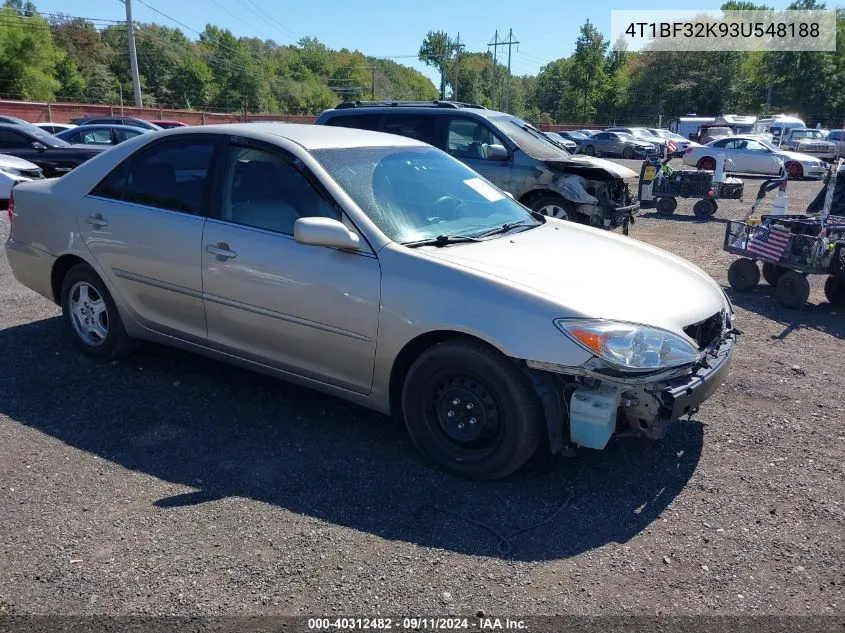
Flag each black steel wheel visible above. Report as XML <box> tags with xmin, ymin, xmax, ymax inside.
<box><xmin>824</xmin><ymin>275</ymin><xmax>845</xmax><ymax>307</ymax></box>
<box><xmin>655</xmin><ymin>197</ymin><xmax>677</xmax><ymax>215</ymax></box>
<box><xmin>776</xmin><ymin>271</ymin><xmax>810</xmax><ymax>309</ymax></box>
<box><xmin>584</xmin><ymin>145</ymin><xmax>596</xmax><ymax>156</ymax></box>
<box><xmin>762</xmin><ymin>262</ymin><xmax>787</xmax><ymax>286</ymax></box>
<box><xmin>401</xmin><ymin>339</ymin><xmax>544</xmax><ymax>480</ymax></box>
<box><xmin>728</xmin><ymin>258</ymin><xmax>760</xmax><ymax>292</ymax></box>
<box><xmin>693</xmin><ymin>199</ymin><xmax>718</xmax><ymax>218</ymax></box>
<box><xmin>622</xmin><ymin>146</ymin><xmax>634</xmax><ymax>159</ymax></box>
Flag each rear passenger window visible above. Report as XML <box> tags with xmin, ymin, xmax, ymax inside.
<box><xmin>324</xmin><ymin>114</ymin><xmax>382</xmax><ymax>131</ymax></box>
<box><xmin>382</xmin><ymin>114</ymin><xmax>438</xmax><ymax>145</ymax></box>
<box><xmin>89</xmin><ymin>138</ymin><xmax>216</xmax><ymax>214</ymax></box>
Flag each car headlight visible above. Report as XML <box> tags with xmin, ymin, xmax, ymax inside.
<box><xmin>0</xmin><ymin>166</ymin><xmax>26</xmax><ymax>178</ymax></box>
<box><xmin>554</xmin><ymin>319</ymin><xmax>700</xmax><ymax>371</ymax></box>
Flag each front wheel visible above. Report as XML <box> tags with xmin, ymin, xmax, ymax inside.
<box><xmin>728</xmin><ymin>257</ymin><xmax>760</xmax><ymax>291</ymax></box>
<box><xmin>401</xmin><ymin>340</ymin><xmax>544</xmax><ymax>480</ymax></box>
<box><xmin>584</xmin><ymin>145</ymin><xmax>596</xmax><ymax>156</ymax></box>
<box><xmin>693</xmin><ymin>199</ymin><xmax>718</xmax><ymax>218</ymax></box>
<box><xmin>622</xmin><ymin>146</ymin><xmax>634</xmax><ymax>159</ymax></box>
<box><xmin>785</xmin><ymin>161</ymin><xmax>803</xmax><ymax>180</ymax></box>
<box><xmin>776</xmin><ymin>271</ymin><xmax>810</xmax><ymax>309</ymax></box>
<box><xmin>655</xmin><ymin>197</ymin><xmax>677</xmax><ymax>215</ymax></box>
<box><xmin>60</xmin><ymin>263</ymin><xmax>138</xmax><ymax>360</ymax></box>
<box><xmin>530</xmin><ymin>194</ymin><xmax>576</xmax><ymax>222</ymax></box>
<box><xmin>824</xmin><ymin>275</ymin><xmax>845</xmax><ymax>306</ymax></box>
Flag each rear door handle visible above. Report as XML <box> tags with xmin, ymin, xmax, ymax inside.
<box><xmin>206</xmin><ymin>242</ymin><xmax>237</xmax><ymax>260</ymax></box>
<box><xmin>85</xmin><ymin>213</ymin><xmax>107</xmax><ymax>228</ymax></box>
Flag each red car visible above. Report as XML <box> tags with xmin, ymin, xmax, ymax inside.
<box><xmin>149</xmin><ymin>120</ymin><xmax>187</xmax><ymax>129</ymax></box>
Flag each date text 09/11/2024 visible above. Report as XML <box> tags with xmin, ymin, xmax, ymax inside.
<box><xmin>307</xmin><ymin>617</ymin><xmax>528</xmax><ymax>630</ymax></box>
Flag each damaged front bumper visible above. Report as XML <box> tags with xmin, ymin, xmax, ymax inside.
<box><xmin>528</xmin><ymin>332</ymin><xmax>735</xmax><ymax>453</ymax></box>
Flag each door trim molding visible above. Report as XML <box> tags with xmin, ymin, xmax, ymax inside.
<box><xmin>113</xmin><ymin>268</ymin><xmax>202</xmax><ymax>298</ymax></box>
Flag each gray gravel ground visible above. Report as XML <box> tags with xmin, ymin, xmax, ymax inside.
<box><xmin>0</xmin><ymin>159</ymin><xmax>843</xmax><ymax>617</ymax></box>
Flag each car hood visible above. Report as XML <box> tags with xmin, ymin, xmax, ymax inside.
<box><xmin>776</xmin><ymin>149</ymin><xmax>824</xmax><ymax>163</ymax></box>
<box><xmin>0</xmin><ymin>153</ymin><xmax>40</xmax><ymax>169</ymax></box>
<box><xmin>545</xmin><ymin>155</ymin><xmax>637</xmax><ymax>179</ymax></box>
<box><xmin>420</xmin><ymin>221</ymin><xmax>728</xmax><ymax>336</ymax></box>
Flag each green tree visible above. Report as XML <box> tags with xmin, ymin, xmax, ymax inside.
<box><xmin>419</xmin><ymin>30</ymin><xmax>454</xmax><ymax>99</ymax></box>
<box><xmin>0</xmin><ymin>6</ymin><xmax>62</xmax><ymax>100</ymax></box>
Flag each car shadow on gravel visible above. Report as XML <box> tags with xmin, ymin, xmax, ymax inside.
<box><xmin>0</xmin><ymin>318</ymin><xmax>705</xmax><ymax>562</ymax></box>
<box><xmin>638</xmin><ymin>211</ymin><xmax>731</xmax><ymax>224</ymax></box>
<box><xmin>725</xmin><ymin>287</ymin><xmax>845</xmax><ymax>340</ymax></box>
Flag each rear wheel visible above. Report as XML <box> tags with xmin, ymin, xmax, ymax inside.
<box><xmin>401</xmin><ymin>339</ymin><xmax>544</xmax><ymax>480</ymax></box>
<box><xmin>60</xmin><ymin>264</ymin><xmax>138</xmax><ymax>360</ymax></box>
<box><xmin>762</xmin><ymin>262</ymin><xmax>787</xmax><ymax>286</ymax></box>
<box><xmin>697</xmin><ymin>157</ymin><xmax>716</xmax><ymax>171</ymax></box>
<box><xmin>728</xmin><ymin>258</ymin><xmax>760</xmax><ymax>291</ymax></box>
<box><xmin>622</xmin><ymin>146</ymin><xmax>634</xmax><ymax>159</ymax></box>
<box><xmin>776</xmin><ymin>271</ymin><xmax>810</xmax><ymax>308</ymax></box>
<box><xmin>655</xmin><ymin>197</ymin><xmax>677</xmax><ymax>215</ymax></box>
<box><xmin>785</xmin><ymin>161</ymin><xmax>803</xmax><ymax>180</ymax></box>
<box><xmin>824</xmin><ymin>275</ymin><xmax>845</xmax><ymax>306</ymax></box>
<box><xmin>584</xmin><ymin>145</ymin><xmax>596</xmax><ymax>156</ymax></box>
<box><xmin>693</xmin><ymin>199</ymin><xmax>718</xmax><ymax>218</ymax></box>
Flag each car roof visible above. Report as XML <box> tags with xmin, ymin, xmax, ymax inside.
<box><xmin>323</xmin><ymin>103</ymin><xmax>512</xmax><ymax>121</ymax></box>
<box><xmin>166</xmin><ymin>122</ymin><xmax>428</xmax><ymax>150</ymax></box>
<box><xmin>64</xmin><ymin>124</ymin><xmax>148</xmax><ymax>132</ymax></box>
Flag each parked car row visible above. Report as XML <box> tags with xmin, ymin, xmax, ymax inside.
<box><xmin>5</xmin><ymin>115</ymin><xmax>737</xmax><ymax>479</ymax></box>
<box><xmin>544</xmin><ymin>126</ymin><xmax>701</xmax><ymax>159</ymax></box>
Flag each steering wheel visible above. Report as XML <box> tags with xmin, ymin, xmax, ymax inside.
<box><xmin>430</xmin><ymin>195</ymin><xmax>466</xmax><ymax>220</ymax></box>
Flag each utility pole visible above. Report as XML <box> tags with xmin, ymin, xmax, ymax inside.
<box><xmin>124</xmin><ymin>0</ymin><xmax>142</xmax><ymax>107</ymax></box>
<box><xmin>502</xmin><ymin>29</ymin><xmax>519</xmax><ymax>112</ymax></box>
<box><xmin>488</xmin><ymin>31</ymin><xmax>499</xmax><ymax>109</ymax></box>
<box><xmin>371</xmin><ymin>66</ymin><xmax>375</xmax><ymax>100</ymax></box>
<box><xmin>452</xmin><ymin>33</ymin><xmax>466</xmax><ymax>102</ymax></box>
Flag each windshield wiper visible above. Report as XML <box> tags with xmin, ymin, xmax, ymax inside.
<box><xmin>402</xmin><ymin>234</ymin><xmax>481</xmax><ymax>248</ymax></box>
<box><xmin>474</xmin><ymin>219</ymin><xmax>537</xmax><ymax>238</ymax></box>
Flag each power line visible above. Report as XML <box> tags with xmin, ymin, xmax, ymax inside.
<box><xmin>236</xmin><ymin>0</ymin><xmax>298</xmax><ymax>42</ymax></box>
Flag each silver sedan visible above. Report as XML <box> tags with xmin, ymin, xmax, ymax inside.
<box><xmin>6</xmin><ymin>124</ymin><xmax>735</xmax><ymax>479</ymax></box>
<box><xmin>683</xmin><ymin>135</ymin><xmax>826</xmax><ymax>179</ymax></box>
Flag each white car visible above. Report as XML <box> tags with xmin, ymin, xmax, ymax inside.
<box><xmin>33</xmin><ymin>122</ymin><xmax>77</xmax><ymax>135</ymax></box>
<box><xmin>0</xmin><ymin>154</ymin><xmax>44</xmax><ymax>208</ymax></box>
<box><xmin>683</xmin><ymin>135</ymin><xmax>826</xmax><ymax>179</ymax></box>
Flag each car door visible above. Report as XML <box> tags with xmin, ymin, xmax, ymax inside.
<box><xmin>82</xmin><ymin>135</ymin><xmax>222</xmax><ymax>343</ymax></box>
<box><xmin>444</xmin><ymin>116</ymin><xmax>511</xmax><ymax>189</ymax></box>
<box><xmin>200</xmin><ymin>138</ymin><xmax>380</xmax><ymax>394</ymax></box>
<box><xmin>740</xmin><ymin>139</ymin><xmax>780</xmax><ymax>174</ymax></box>
<box><xmin>592</xmin><ymin>132</ymin><xmax>613</xmax><ymax>155</ymax></box>
<box><xmin>0</xmin><ymin>128</ymin><xmax>39</xmax><ymax>162</ymax></box>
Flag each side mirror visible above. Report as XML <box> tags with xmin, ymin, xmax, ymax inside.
<box><xmin>483</xmin><ymin>143</ymin><xmax>508</xmax><ymax>161</ymax></box>
<box><xmin>31</xmin><ymin>141</ymin><xmax>46</xmax><ymax>151</ymax></box>
<box><xmin>294</xmin><ymin>217</ymin><xmax>360</xmax><ymax>250</ymax></box>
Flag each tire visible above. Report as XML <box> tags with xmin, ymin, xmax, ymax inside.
<box><xmin>655</xmin><ymin>197</ymin><xmax>677</xmax><ymax>215</ymax></box>
<box><xmin>785</xmin><ymin>161</ymin><xmax>803</xmax><ymax>180</ymax></box>
<box><xmin>60</xmin><ymin>263</ymin><xmax>138</xmax><ymax>360</ymax></box>
<box><xmin>762</xmin><ymin>262</ymin><xmax>787</xmax><ymax>286</ymax></box>
<box><xmin>693</xmin><ymin>199</ymin><xmax>718</xmax><ymax>218</ymax></box>
<box><xmin>401</xmin><ymin>339</ymin><xmax>544</xmax><ymax>480</ymax></box>
<box><xmin>697</xmin><ymin>157</ymin><xmax>716</xmax><ymax>171</ymax></box>
<box><xmin>530</xmin><ymin>193</ymin><xmax>577</xmax><ymax>222</ymax></box>
<box><xmin>776</xmin><ymin>271</ymin><xmax>810</xmax><ymax>309</ymax></box>
<box><xmin>622</xmin><ymin>146</ymin><xmax>634</xmax><ymax>159</ymax></box>
<box><xmin>585</xmin><ymin>145</ymin><xmax>595</xmax><ymax>156</ymax></box>
<box><xmin>728</xmin><ymin>258</ymin><xmax>760</xmax><ymax>292</ymax></box>
<box><xmin>824</xmin><ymin>275</ymin><xmax>845</xmax><ymax>307</ymax></box>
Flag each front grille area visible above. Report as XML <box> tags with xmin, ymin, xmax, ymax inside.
<box><xmin>684</xmin><ymin>312</ymin><xmax>723</xmax><ymax>350</ymax></box>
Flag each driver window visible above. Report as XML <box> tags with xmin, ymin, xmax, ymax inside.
<box><xmin>219</xmin><ymin>145</ymin><xmax>339</xmax><ymax>235</ymax></box>
<box><xmin>447</xmin><ymin>118</ymin><xmax>504</xmax><ymax>160</ymax></box>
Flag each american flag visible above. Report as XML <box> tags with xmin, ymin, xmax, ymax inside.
<box><xmin>665</xmin><ymin>140</ymin><xmax>678</xmax><ymax>154</ymax></box>
<box><xmin>747</xmin><ymin>225</ymin><xmax>791</xmax><ymax>263</ymax></box>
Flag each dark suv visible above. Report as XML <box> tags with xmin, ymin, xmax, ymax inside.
<box><xmin>314</xmin><ymin>101</ymin><xmax>639</xmax><ymax>231</ymax></box>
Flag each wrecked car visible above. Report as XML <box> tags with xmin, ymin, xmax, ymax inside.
<box><xmin>6</xmin><ymin>123</ymin><xmax>735</xmax><ymax>480</ymax></box>
<box><xmin>315</xmin><ymin>101</ymin><xmax>640</xmax><ymax>231</ymax></box>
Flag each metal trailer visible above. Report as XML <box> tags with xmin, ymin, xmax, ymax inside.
<box><xmin>638</xmin><ymin>153</ymin><xmax>744</xmax><ymax>219</ymax></box>
<box><xmin>723</xmin><ymin>160</ymin><xmax>845</xmax><ymax>308</ymax></box>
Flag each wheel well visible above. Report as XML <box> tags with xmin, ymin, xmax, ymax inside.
<box><xmin>388</xmin><ymin>331</ymin><xmax>503</xmax><ymax>418</ymax></box>
<box><xmin>50</xmin><ymin>254</ymin><xmax>87</xmax><ymax>304</ymax></box>
<box><xmin>518</xmin><ymin>189</ymin><xmax>567</xmax><ymax>209</ymax></box>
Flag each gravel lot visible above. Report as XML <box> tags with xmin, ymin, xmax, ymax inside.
<box><xmin>0</xmin><ymin>159</ymin><xmax>843</xmax><ymax>617</ymax></box>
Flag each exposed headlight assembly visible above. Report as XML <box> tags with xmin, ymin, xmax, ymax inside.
<box><xmin>0</xmin><ymin>166</ymin><xmax>30</xmax><ymax>179</ymax></box>
<box><xmin>555</xmin><ymin>319</ymin><xmax>700</xmax><ymax>372</ymax></box>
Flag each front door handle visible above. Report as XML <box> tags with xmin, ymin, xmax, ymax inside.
<box><xmin>85</xmin><ymin>213</ymin><xmax>107</xmax><ymax>228</ymax></box>
<box><xmin>206</xmin><ymin>242</ymin><xmax>237</xmax><ymax>260</ymax></box>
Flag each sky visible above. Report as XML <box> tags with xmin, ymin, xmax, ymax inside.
<box><xmin>34</xmin><ymin>0</ymin><xmax>797</xmax><ymax>87</ymax></box>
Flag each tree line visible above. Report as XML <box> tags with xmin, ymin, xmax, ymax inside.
<box><xmin>0</xmin><ymin>0</ymin><xmax>843</xmax><ymax>126</ymax></box>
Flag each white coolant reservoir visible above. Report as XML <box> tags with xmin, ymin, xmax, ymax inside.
<box><xmin>569</xmin><ymin>385</ymin><xmax>622</xmax><ymax>450</ymax></box>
